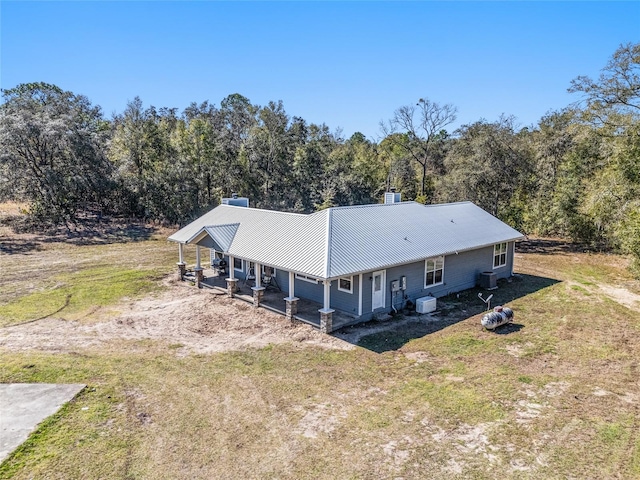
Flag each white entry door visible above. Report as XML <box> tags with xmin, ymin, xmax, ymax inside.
<box><xmin>372</xmin><ymin>270</ymin><xmax>386</xmax><ymax>310</ymax></box>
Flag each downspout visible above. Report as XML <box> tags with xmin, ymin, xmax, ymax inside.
<box><xmin>391</xmin><ymin>289</ymin><xmax>398</xmax><ymax>314</ymax></box>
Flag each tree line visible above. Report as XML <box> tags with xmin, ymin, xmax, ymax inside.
<box><xmin>1</xmin><ymin>43</ymin><xmax>638</xmax><ymax>271</ymax></box>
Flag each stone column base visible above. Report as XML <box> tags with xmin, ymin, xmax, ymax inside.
<box><xmin>319</xmin><ymin>308</ymin><xmax>335</xmax><ymax>334</ymax></box>
<box><xmin>252</xmin><ymin>287</ymin><xmax>265</xmax><ymax>307</ymax></box>
<box><xmin>195</xmin><ymin>268</ymin><xmax>204</xmax><ymax>288</ymax></box>
<box><xmin>284</xmin><ymin>297</ymin><xmax>299</xmax><ymax>321</ymax></box>
<box><xmin>226</xmin><ymin>278</ymin><xmax>238</xmax><ymax>297</ymax></box>
<box><xmin>177</xmin><ymin>262</ymin><xmax>186</xmax><ymax>281</ymax></box>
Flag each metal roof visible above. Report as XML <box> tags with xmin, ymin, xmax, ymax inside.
<box><xmin>327</xmin><ymin>202</ymin><xmax>523</xmax><ymax>278</ymax></box>
<box><xmin>203</xmin><ymin>224</ymin><xmax>239</xmax><ymax>252</ymax></box>
<box><xmin>168</xmin><ymin>201</ymin><xmax>524</xmax><ymax>279</ymax></box>
<box><xmin>169</xmin><ymin>205</ymin><xmax>329</xmax><ymax>277</ymax></box>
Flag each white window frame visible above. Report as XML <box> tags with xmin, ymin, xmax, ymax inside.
<box><xmin>233</xmin><ymin>257</ymin><xmax>244</xmax><ymax>273</ymax></box>
<box><xmin>338</xmin><ymin>276</ymin><xmax>353</xmax><ymax>294</ymax></box>
<box><xmin>494</xmin><ymin>242</ymin><xmax>508</xmax><ymax>269</ymax></box>
<box><xmin>295</xmin><ymin>273</ymin><xmax>319</xmax><ymax>284</ymax></box>
<box><xmin>424</xmin><ymin>256</ymin><xmax>445</xmax><ymax>288</ymax></box>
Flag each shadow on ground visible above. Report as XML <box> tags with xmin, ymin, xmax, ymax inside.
<box><xmin>348</xmin><ymin>273</ymin><xmax>559</xmax><ymax>353</ymax></box>
<box><xmin>491</xmin><ymin>322</ymin><xmax>524</xmax><ymax>335</ymax></box>
<box><xmin>1</xmin><ymin>215</ymin><xmax>160</xmax><ymax>254</ymax></box>
<box><xmin>516</xmin><ymin>237</ymin><xmax>608</xmax><ymax>255</ymax></box>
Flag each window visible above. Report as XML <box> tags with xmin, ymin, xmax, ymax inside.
<box><xmin>247</xmin><ymin>262</ymin><xmax>256</xmax><ymax>278</ymax></box>
<box><xmin>233</xmin><ymin>257</ymin><xmax>243</xmax><ymax>272</ymax></box>
<box><xmin>261</xmin><ymin>265</ymin><xmax>276</xmax><ymax>278</ymax></box>
<box><xmin>494</xmin><ymin>243</ymin><xmax>507</xmax><ymax>268</ymax></box>
<box><xmin>295</xmin><ymin>273</ymin><xmax>319</xmax><ymax>284</ymax></box>
<box><xmin>338</xmin><ymin>276</ymin><xmax>353</xmax><ymax>294</ymax></box>
<box><xmin>424</xmin><ymin>256</ymin><xmax>444</xmax><ymax>287</ymax></box>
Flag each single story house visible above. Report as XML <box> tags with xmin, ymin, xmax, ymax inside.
<box><xmin>168</xmin><ymin>196</ymin><xmax>524</xmax><ymax>332</ymax></box>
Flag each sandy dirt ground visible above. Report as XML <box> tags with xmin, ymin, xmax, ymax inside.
<box><xmin>2</xmin><ymin>269</ymin><xmax>639</xmax><ymax>355</ymax></box>
<box><xmin>2</xmin><ymin>241</ymin><xmax>640</xmax><ymax>356</ymax></box>
<box><xmin>0</xmin><ymin>277</ymin><xmax>422</xmax><ymax>354</ymax></box>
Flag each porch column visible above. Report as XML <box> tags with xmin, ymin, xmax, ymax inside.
<box><xmin>323</xmin><ymin>280</ymin><xmax>330</xmax><ymax>310</ymax></box>
<box><xmin>194</xmin><ymin>245</ymin><xmax>204</xmax><ymax>287</ymax></box>
<box><xmin>289</xmin><ymin>271</ymin><xmax>295</xmax><ymax>299</ymax></box>
<box><xmin>358</xmin><ymin>273</ymin><xmax>363</xmax><ymax>316</ymax></box>
<box><xmin>226</xmin><ymin>255</ymin><xmax>238</xmax><ymax>297</ymax></box>
<box><xmin>319</xmin><ymin>279</ymin><xmax>334</xmax><ymax>334</ymax></box>
<box><xmin>255</xmin><ymin>263</ymin><xmax>262</xmax><ymax>288</ymax></box>
<box><xmin>228</xmin><ymin>256</ymin><xmax>235</xmax><ymax>280</ymax></box>
<box><xmin>284</xmin><ymin>271</ymin><xmax>298</xmax><ymax>321</ymax></box>
<box><xmin>177</xmin><ymin>243</ymin><xmax>186</xmax><ymax>280</ymax></box>
<box><xmin>252</xmin><ymin>262</ymin><xmax>265</xmax><ymax>307</ymax></box>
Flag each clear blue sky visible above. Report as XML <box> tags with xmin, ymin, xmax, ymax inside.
<box><xmin>2</xmin><ymin>1</ymin><xmax>639</xmax><ymax>139</ymax></box>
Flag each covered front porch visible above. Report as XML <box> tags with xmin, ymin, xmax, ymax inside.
<box><xmin>176</xmin><ymin>242</ymin><xmax>358</xmax><ymax>333</ymax></box>
<box><xmin>182</xmin><ymin>260</ymin><xmax>358</xmax><ymax>332</ymax></box>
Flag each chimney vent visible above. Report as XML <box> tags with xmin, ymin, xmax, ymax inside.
<box><xmin>384</xmin><ymin>192</ymin><xmax>402</xmax><ymax>204</ymax></box>
<box><xmin>222</xmin><ymin>194</ymin><xmax>249</xmax><ymax>207</ymax></box>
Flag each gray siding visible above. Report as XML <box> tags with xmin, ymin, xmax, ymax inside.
<box><xmin>362</xmin><ymin>273</ymin><xmax>373</xmax><ymax>316</ymax></box>
<box><xmin>357</xmin><ymin>242</ymin><xmax>515</xmax><ymax>319</ymax></box>
<box><xmin>274</xmin><ymin>269</ymin><xmax>289</xmax><ymax>293</ymax></box>
<box><xmin>294</xmin><ymin>277</ymin><xmax>323</xmax><ymax>303</ymax></box>
<box><xmin>195</xmin><ymin>236</ymin><xmax>215</xmax><ymax>249</ymax></box>
<box><xmin>330</xmin><ymin>275</ymin><xmax>360</xmax><ymax>315</ymax></box>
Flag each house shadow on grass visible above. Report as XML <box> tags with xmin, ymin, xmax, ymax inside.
<box><xmin>346</xmin><ymin>273</ymin><xmax>559</xmax><ymax>354</ymax></box>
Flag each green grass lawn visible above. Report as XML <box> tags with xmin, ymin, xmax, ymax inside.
<box><xmin>0</xmin><ymin>233</ymin><xmax>175</xmax><ymax>326</ymax></box>
<box><xmin>1</xmin><ymin>233</ymin><xmax>639</xmax><ymax>479</ymax></box>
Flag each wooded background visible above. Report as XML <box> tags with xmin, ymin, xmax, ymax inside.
<box><xmin>1</xmin><ymin>43</ymin><xmax>638</xmax><ymax>271</ymax></box>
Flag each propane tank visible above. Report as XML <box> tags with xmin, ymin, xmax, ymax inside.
<box><xmin>481</xmin><ymin>306</ymin><xmax>514</xmax><ymax>330</ymax></box>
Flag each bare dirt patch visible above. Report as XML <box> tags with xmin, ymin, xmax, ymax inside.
<box><xmin>0</xmin><ymin>278</ymin><xmax>351</xmax><ymax>354</ymax></box>
<box><xmin>598</xmin><ymin>285</ymin><xmax>640</xmax><ymax>310</ymax></box>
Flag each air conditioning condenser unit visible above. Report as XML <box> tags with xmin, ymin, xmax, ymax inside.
<box><xmin>416</xmin><ymin>296</ymin><xmax>437</xmax><ymax>314</ymax></box>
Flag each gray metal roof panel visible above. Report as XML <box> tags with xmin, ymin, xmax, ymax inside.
<box><xmin>168</xmin><ymin>205</ymin><xmax>328</xmax><ymax>277</ymax></box>
<box><xmin>168</xmin><ymin>201</ymin><xmax>523</xmax><ymax>279</ymax></box>
<box><xmin>326</xmin><ymin>202</ymin><xmax>523</xmax><ymax>278</ymax></box>
<box><xmin>204</xmin><ymin>224</ymin><xmax>239</xmax><ymax>252</ymax></box>
<box><xmin>226</xmin><ymin>208</ymin><xmax>328</xmax><ymax>278</ymax></box>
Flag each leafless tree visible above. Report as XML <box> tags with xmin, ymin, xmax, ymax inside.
<box><xmin>380</xmin><ymin>98</ymin><xmax>457</xmax><ymax>200</ymax></box>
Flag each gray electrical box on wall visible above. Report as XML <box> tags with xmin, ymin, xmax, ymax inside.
<box><xmin>391</xmin><ymin>280</ymin><xmax>400</xmax><ymax>292</ymax></box>
<box><xmin>400</xmin><ymin>276</ymin><xmax>407</xmax><ymax>290</ymax></box>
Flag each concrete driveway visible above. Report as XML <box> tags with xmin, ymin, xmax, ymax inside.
<box><xmin>0</xmin><ymin>383</ymin><xmax>85</xmax><ymax>463</ymax></box>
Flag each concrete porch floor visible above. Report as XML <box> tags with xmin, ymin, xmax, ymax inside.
<box><xmin>185</xmin><ymin>269</ymin><xmax>357</xmax><ymax>331</ymax></box>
